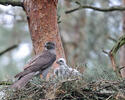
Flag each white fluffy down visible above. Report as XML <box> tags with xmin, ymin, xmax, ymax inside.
<box><xmin>54</xmin><ymin>58</ymin><xmax>81</xmax><ymax>78</ymax></box>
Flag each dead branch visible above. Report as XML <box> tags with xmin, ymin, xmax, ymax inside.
<box><xmin>108</xmin><ymin>36</ymin><xmax>117</xmax><ymax>43</ymax></box>
<box><xmin>102</xmin><ymin>49</ymin><xmax>109</xmax><ymax>55</ymax></box>
<box><xmin>0</xmin><ymin>44</ymin><xmax>18</xmax><ymax>56</ymax></box>
<box><xmin>65</xmin><ymin>1</ymin><xmax>125</xmax><ymax>14</ymax></box>
<box><xmin>0</xmin><ymin>0</ymin><xmax>23</xmax><ymax>7</ymax></box>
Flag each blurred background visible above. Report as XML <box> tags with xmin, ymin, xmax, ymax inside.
<box><xmin>0</xmin><ymin>0</ymin><xmax>123</xmax><ymax>81</ymax></box>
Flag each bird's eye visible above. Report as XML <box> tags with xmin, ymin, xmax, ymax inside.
<box><xmin>60</xmin><ymin>60</ymin><xmax>63</xmax><ymax>62</ymax></box>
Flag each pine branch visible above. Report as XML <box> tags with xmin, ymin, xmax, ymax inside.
<box><xmin>65</xmin><ymin>4</ymin><xmax>125</xmax><ymax>14</ymax></box>
<box><xmin>0</xmin><ymin>44</ymin><xmax>18</xmax><ymax>56</ymax></box>
<box><xmin>0</xmin><ymin>0</ymin><xmax>23</xmax><ymax>7</ymax></box>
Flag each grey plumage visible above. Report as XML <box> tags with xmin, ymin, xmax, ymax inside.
<box><xmin>11</xmin><ymin>42</ymin><xmax>56</xmax><ymax>89</ymax></box>
<box><xmin>11</xmin><ymin>72</ymin><xmax>35</xmax><ymax>89</ymax></box>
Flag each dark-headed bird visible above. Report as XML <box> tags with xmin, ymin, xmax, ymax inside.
<box><xmin>11</xmin><ymin>42</ymin><xmax>56</xmax><ymax>89</ymax></box>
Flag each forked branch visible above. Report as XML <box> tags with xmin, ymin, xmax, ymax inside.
<box><xmin>103</xmin><ymin>35</ymin><xmax>125</xmax><ymax>78</ymax></box>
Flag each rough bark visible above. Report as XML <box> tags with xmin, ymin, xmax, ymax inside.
<box><xmin>120</xmin><ymin>0</ymin><xmax>125</xmax><ymax>78</ymax></box>
<box><xmin>23</xmin><ymin>0</ymin><xmax>65</xmax><ymax>64</ymax></box>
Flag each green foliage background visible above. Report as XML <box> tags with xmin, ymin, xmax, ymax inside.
<box><xmin>0</xmin><ymin>0</ymin><xmax>123</xmax><ymax>81</ymax></box>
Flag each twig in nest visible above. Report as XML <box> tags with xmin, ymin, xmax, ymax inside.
<box><xmin>106</xmin><ymin>95</ymin><xmax>113</xmax><ymax>100</ymax></box>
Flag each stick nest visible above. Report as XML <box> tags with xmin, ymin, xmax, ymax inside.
<box><xmin>1</xmin><ymin>78</ymin><xmax>125</xmax><ymax>100</ymax></box>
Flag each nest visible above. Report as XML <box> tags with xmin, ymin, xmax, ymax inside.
<box><xmin>1</xmin><ymin>77</ymin><xmax>125</xmax><ymax>100</ymax></box>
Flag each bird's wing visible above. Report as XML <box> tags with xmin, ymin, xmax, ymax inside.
<box><xmin>15</xmin><ymin>50</ymin><xmax>56</xmax><ymax>78</ymax></box>
<box><xmin>23</xmin><ymin>52</ymin><xmax>43</xmax><ymax>70</ymax></box>
<box><xmin>30</xmin><ymin>50</ymin><xmax>56</xmax><ymax>71</ymax></box>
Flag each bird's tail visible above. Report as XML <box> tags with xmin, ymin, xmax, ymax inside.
<box><xmin>15</xmin><ymin>70</ymin><xmax>31</xmax><ymax>78</ymax></box>
<box><xmin>11</xmin><ymin>72</ymin><xmax>35</xmax><ymax>89</ymax></box>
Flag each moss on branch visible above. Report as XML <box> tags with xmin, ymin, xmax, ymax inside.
<box><xmin>109</xmin><ymin>35</ymin><xmax>125</xmax><ymax>77</ymax></box>
<box><xmin>0</xmin><ymin>0</ymin><xmax>23</xmax><ymax>7</ymax></box>
<box><xmin>110</xmin><ymin>35</ymin><xmax>125</xmax><ymax>56</ymax></box>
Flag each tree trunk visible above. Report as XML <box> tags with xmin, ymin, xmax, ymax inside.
<box><xmin>23</xmin><ymin>0</ymin><xmax>65</xmax><ymax>62</ymax></box>
<box><xmin>120</xmin><ymin>0</ymin><xmax>125</xmax><ymax>78</ymax></box>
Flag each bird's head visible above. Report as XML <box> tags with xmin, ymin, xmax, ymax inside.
<box><xmin>56</xmin><ymin>58</ymin><xmax>66</xmax><ymax>66</ymax></box>
<box><xmin>44</xmin><ymin>42</ymin><xmax>56</xmax><ymax>50</ymax></box>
